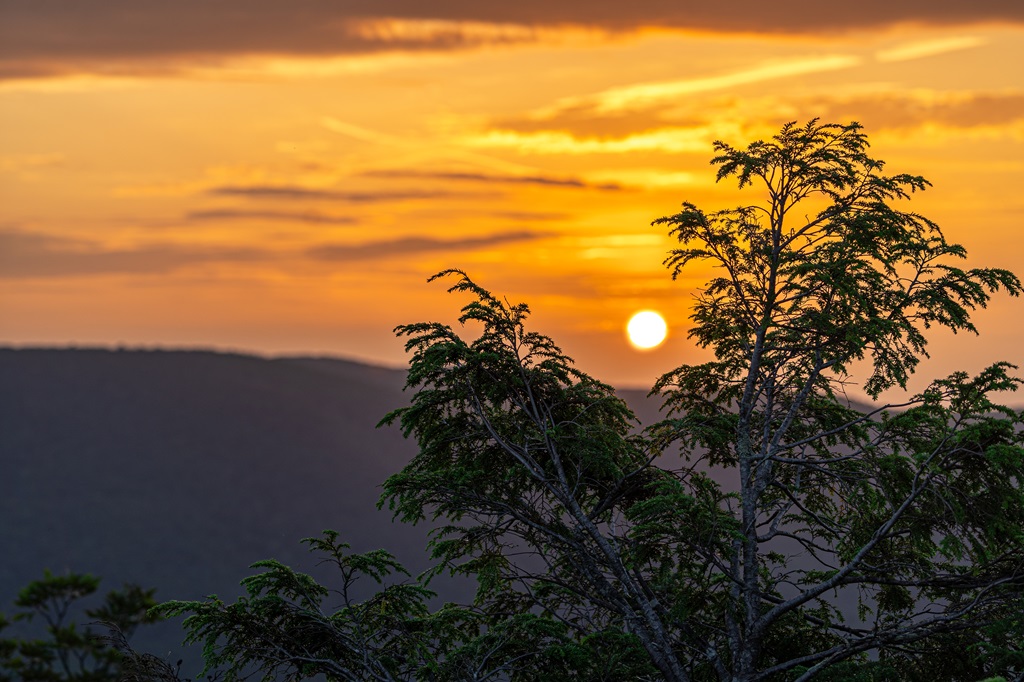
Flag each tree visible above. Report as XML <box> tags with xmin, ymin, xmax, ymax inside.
<box><xmin>382</xmin><ymin>120</ymin><xmax>1024</xmax><ymax>680</ymax></box>
<box><xmin>162</xmin><ymin>120</ymin><xmax>1024</xmax><ymax>680</ymax></box>
<box><xmin>157</xmin><ymin>531</ymin><xmax>657</xmax><ymax>681</ymax></box>
<box><xmin>0</xmin><ymin>571</ymin><xmax>160</xmax><ymax>682</ymax></box>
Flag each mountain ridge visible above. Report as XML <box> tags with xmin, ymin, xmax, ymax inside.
<box><xmin>2</xmin><ymin>346</ymin><xmax>985</xmax><ymax>664</ymax></box>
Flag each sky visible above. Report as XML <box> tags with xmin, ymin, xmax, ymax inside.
<box><xmin>1</xmin><ymin>2</ymin><xmax>1023</xmax><ymax>394</ymax></box>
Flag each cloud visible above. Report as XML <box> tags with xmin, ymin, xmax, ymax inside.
<box><xmin>2</xmin><ymin>2</ymin><xmax>1021</xmax><ymax>79</ymax></box>
<box><xmin>207</xmin><ymin>185</ymin><xmax>467</xmax><ymax>202</ymax></box>
<box><xmin>494</xmin><ymin>107</ymin><xmax>677</xmax><ymax>139</ymax></box>
<box><xmin>306</xmin><ymin>230</ymin><xmax>548</xmax><ymax>261</ymax></box>
<box><xmin>562</xmin><ymin>55</ymin><xmax>863</xmax><ymax>114</ymax></box>
<box><xmin>800</xmin><ymin>90</ymin><xmax>1024</xmax><ymax>131</ymax></box>
<box><xmin>0</xmin><ymin>229</ymin><xmax>266</xmax><ymax>279</ymax></box>
<box><xmin>362</xmin><ymin>169</ymin><xmax>621</xmax><ymax>190</ymax></box>
<box><xmin>585</xmin><ymin>169</ymin><xmax>702</xmax><ymax>189</ymax></box>
<box><xmin>486</xmin><ymin>87</ymin><xmax>1024</xmax><ymax>149</ymax></box>
<box><xmin>0</xmin><ymin>227</ymin><xmax>550</xmax><ymax>278</ymax></box>
<box><xmin>186</xmin><ymin>209</ymin><xmax>358</xmax><ymax>225</ymax></box>
<box><xmin>876</xmin><ymin>35</ymin><xmax>988</xmax><ymax>62</ymax></box>
<box><xmin>320</xmin><ymin>117</ymin><xmax>544</xmax><ymax>176</ymax></box>
<box><xmin>464</xmin><ymin>125</ymin><xmax>742</xmax><ymax>155</ymax></box>
<box><xmin>0</xmin><ymin>153</ymin><xmax>66</xmax><ymax>172</ymax></box>
<box><xmin>481</xmin><ymin>55</ymin><xmax>861</xmax><ymax>144</ymax></box>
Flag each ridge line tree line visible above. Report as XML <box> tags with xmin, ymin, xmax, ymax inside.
<box><xmin>3</xmin><ymin>120</ymin><xmax>1023</xmax><ymax>681</ymax></box>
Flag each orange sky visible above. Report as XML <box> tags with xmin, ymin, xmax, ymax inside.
<box><xmin>1</xmin><ymin>3</ymin><xmax>1023</xmax><ymax>395</ymax></box>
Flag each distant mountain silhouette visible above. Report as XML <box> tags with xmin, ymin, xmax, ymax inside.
<box><xmin>0</xmin><ymin>349</ymin><xmax>425</xmax><ymax>656</ymax></box>
<box><xmin>6</xmin><ymin>347</ymin><xmax>1011</xmax><ymax>671</ymax></box>
<box><xmin>0</xmin><ymin>347</ymin><xmax>663</xmax><ymax>661</ymax></box>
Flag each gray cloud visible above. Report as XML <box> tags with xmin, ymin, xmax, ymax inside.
<box><xmin>207</xmin><ymin>185</ymin><xmax>466</xmax><ymax>202</ymax></box>
<box><xmin>363</xmin><ymin>169</ymin><xmax>622</xmax><ymax>191</ymax></box>
<box><xmin>2</xmin><ymin>1</ymin><xmax>1021</xmax><ymax>79</ymax></box>
<box><xmin>0</xmin><ymin>227</ymin><xmax>549</xmax><ymax>278</ymax></box>
<box><xmin>307</xmin><ymin>230</ymin><xmax>548</xmax><ymax>261</ymax></box>
<box><xmin>0</xmin><ymin>229</ymin><xmax>266</xmax><ymax>279</ymax></box>
<box><xmin>186</xmin><ymin>209</ymin><xmax>357</xmax><ymax>225</ymax></box>
<box><xmin>802</xmin><ymin>92</ymin><xmax>1024</xmax><ymax>131</ymax></box>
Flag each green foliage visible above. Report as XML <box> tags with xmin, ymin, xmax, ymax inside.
<box><xmin>382</xmin><ymin>121</ymin><xmax>1024</xmax><ymax>680</ymax></box>
<box><xmin>159</xmin><ymin>531</ymin><xmax>436</xmax><ymax>681</ymax></box>
<box><xmin>158</xmin><ymin>120</ymin><xmax>1024</xmax><ymax>681</ymax></box>
<box><xmin>0</xmin><ymin>571</ymin><xmax>160</xmax><ymax>682</ymax></box>
<box><xmin>378</xmin><ymin>269</ymin><xmax>745</xmax><ymax>680</ymax></box>
<box><xmin>657</xmin><ymin>120</ymin><xmax>1019</xmax><ymax>399</ymax></box>
<box><xmin>159</xmin><ymin>531</ymin><xmax>657</xmax><ymax>681</ymax></box>
<box><xmin>645</xmin><ymin>120</ymin><xmax>1024</xmax><ymax>680</ymax></box>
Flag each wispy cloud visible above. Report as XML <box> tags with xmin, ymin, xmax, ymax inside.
<box><xmin>801</xmin><ymin>90</ymin><xmax>1024</xmax><ymax>131</ymax></box>
<box><xmin>0</xmin><ymin>153</ymin><xmax>67</xmax><ymax>172</ymax></box>
<box><xmin>486</xmin><ymin>87</ymin><xmax>1024</xmax><ymax>154</ymax></box>
<box><xmin>876</xmin><ymin>36</ymin><xmax>988</xmax><ymax>63</ymax></box>
<box><xmin>0</xmin><ymin>229</ymin><xmax>266</xmax><ymax>279</ymax></box>
<box><xmin>320</xmin><ymin>118</ymin><xmax>405</xmax><ymax>145</ymax></box>
<box><xmin>186</xmin><ymin>209</ymin><xmax>357</xmax><ymax>225</ymax></box>
<box><xmin>473</xmin><ymin>55</ymin><xmax>862</xmax><ymax>149</ymax></box>
<box><xmin>493</xmin><ymin>107</ymin><xmax>674</xmax><ymax>139</ymax></box>
<box><xmin>547</xmin><ymin>55</ymin><xmax>863</xmax><ymax>115</ymax></box>
<box><xmin>207</xmin><ymin>185</ymin><xmax>470</xmax><ymax>202</ymax></box>
<box><xmin>343</xmin><ymin>18</ymin><xmax>597</xmax><ymax>46</ymax></box>
<box><xmin>321</xmin><ymin>117</ymin><xmax>537</xmax><ymax>176</ymax></box>
<box><xmin>362</xmin><ymin>169</ymin><xmax>622</xmax><ymax>190</ymax></box>
<box><xmin>0</xmin><ymin>227</ymin><xmax>551</xmax><ymax>278</ymax></box>
<box><xmin>307</xmin><ymin>230</ymin><xmax>548</xmax><ymax>261</ymax></box>
<box><xmin>464</xmin><ymin>125</ymin><xmax>743</xmax><ymax>155</ymax></box>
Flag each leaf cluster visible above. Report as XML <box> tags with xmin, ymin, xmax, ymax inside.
<box><xmin>0</xmin><ymin>571</ymin><xmax>159</xmax><ymax>682</ymax></box>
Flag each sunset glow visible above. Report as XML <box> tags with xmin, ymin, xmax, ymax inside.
<box><xmin>627</xmin><ymin>311</ymin><xmax>668</xmax><ymax>350</ymax></box>
<box><xmin>2</xmin><ymin>3</ymin><xmax>1023</xmax><ymax>392</ymax></box>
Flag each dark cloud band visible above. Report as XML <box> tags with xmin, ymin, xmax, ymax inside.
<box><xmin>0</xmin><ymin>228</ymin><xmax>548</xmax><ymax>278</ymax></box>
<box><xmin>363</xmin><ymin>169</ymin><xmax>621</xmax><ymax>191</ymax></box>
<box><xmin>206</xmin><ymin>186</ymin><xmax>464</xmax><ymax>203</ymax></box>
<box><xmin>306</xmin><ymin>230</ymin><xmax>548</xmax><ymax>261</ymax></box>
<box><xmin>0</xmin><ymin>230</ymin><xmax>264</xmax><ymax>278</ymax></box>
<box><xmin>187</xmin><ymin>209</ymin><xmax>358</xmax><ymax>225</ymax></box>
<box><xmin>2</xmin><ymin>1</ymin><xmax>1021</xmax><ymax>79</ymax></box>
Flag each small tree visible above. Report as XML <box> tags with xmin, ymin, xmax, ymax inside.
<box><xmin>0</xmin><ymin>571</ymin><xmax>160</xmax><ymax>682</ymax></box>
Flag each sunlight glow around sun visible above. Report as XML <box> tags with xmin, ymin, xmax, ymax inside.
<box><xmin>2</xmin><ymin>9</ymin><xmax>1023</xmax><ymax>389</ymax></box>
<box><xmin>626</xmin><ymin>310</ymin><xmax>668</xmax><ymax>350</ymax></box>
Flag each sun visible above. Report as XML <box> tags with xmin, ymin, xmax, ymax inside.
<box><xmin>626</xmin><ymin>310</ymin><xmax>668</xmax><ymax>350</ymax></box>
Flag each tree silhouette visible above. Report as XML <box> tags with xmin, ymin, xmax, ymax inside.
<box><xmin>0</xmin><ymin>571</ymin><xmax>160</xmax><ymax>682</ymax></box>
<box><xmin>164</xmin><ymin>121</ymin><xmax>1024</xmax><ymax>681</ymax></box>
<box><xmin>384</xmin><ymin>120</ymin><xmax>1024</xmax><ymax>680</ymax></box>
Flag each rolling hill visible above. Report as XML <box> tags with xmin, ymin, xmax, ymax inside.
<box><xmin>0</xmin><ymin>347</ymin><xmax>662</xmax><ymax>662</ymax></box>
